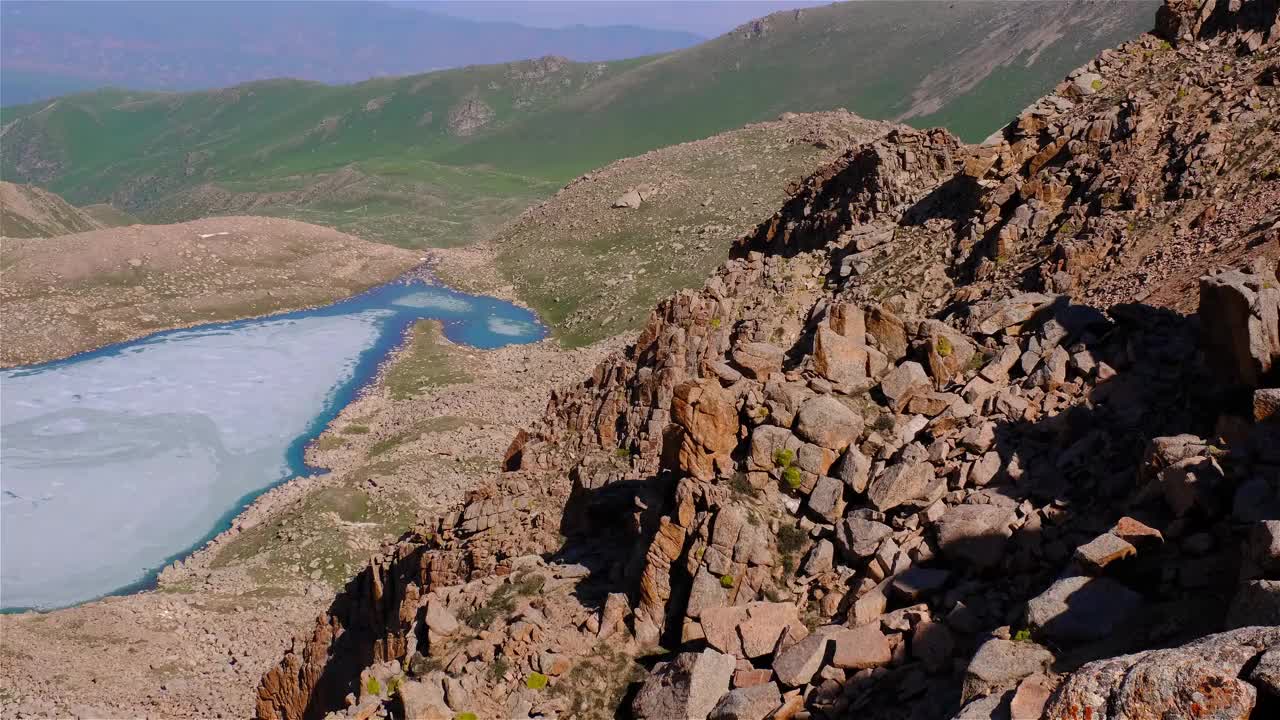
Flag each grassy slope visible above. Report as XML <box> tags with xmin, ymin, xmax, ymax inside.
<box><xmin>1</xmin><ymin>1</ymin><xmax>1156</xmax><ymax>249</ymax></box>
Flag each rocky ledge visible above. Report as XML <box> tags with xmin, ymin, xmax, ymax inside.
<box><xmin>254</xmin><ymin>2</ymin><xmax>1280</xmax><ymax>719</ymax></box>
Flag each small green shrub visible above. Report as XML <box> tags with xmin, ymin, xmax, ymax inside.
<box><xmin>777</xmin><ymin>523</ymin><xmax>807</xmax><ymax>556</ymax></box>
<box><xmin>456</xmin><ymin>713</ymin><xmax>479</xmax><ymax>720</ymax></box>
<box><xmin>616</xmin><ymin>447</ymin><xmax>632</xmax><ymax>458</ymax></box>
<box><xmin>365</xmin><ymin>676</ymin><xmax>382</xmax><ymax>696</ymax></box>
<box><xmin>730</xmin><ymin>472</ymin><xmax>757</xmax><ymax>498</ymax></box>
<box><xmin>710</xmin><ymin>317</ymin><xmax>722</xmax><ymax>329</ymax></box>
<box><xmin>526</xmin><ymin>672</ymin><xmax>550</xmax><ymax>690</ymax></box>
<box><xmin>1012</xmin><ymin>629</ymin><xmax>1032</xmax><ymax>643</ymax></box>
<box><xmin>1090</xmin><ymin>79</ymin><xmax>1103</xmax><ymax>91</ymax></box>
<box><xmin>872</xmin><ymin>413</ymin><xmax>895</xmax><ymax>433</ymax></box>
<box><xmin>773</xmin><ymin>448</ymin><xmax>795</xmax><ymax>468</ymax></box>
<box><xmin>387</xmin><ymin>675</ymin><xmax>403</xmax><ymax>694</ymax></box>
<box><xmin>720</xmin><ymin>574</ymin><xmax>734</xmax><ymax>588</ymax></box>
<box><xmin>935</xmin><ymin>335</ymin><xmax>953</xmax><ymax>358</ymax></box>
<box><xmin>1157</xmin><ymin>39</ymin><xmax>1172</xmax><ymax>51</ymax></box>
<box><xmin>781</xmin><ymin>465</ymin><xmax>802</xmax><ymax>490</ymax></box>
<box><xmin>490</xmin><ymin>657</ymin><xmax>510</xmax><ymax>680</ymax></box>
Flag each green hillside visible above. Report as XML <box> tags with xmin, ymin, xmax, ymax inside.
<box><xmin>0</xmin><ymin>1</ymin><xmax>1157</xmax><ymax>248</ymax></box>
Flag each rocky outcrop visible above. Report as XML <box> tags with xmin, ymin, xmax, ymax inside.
<box><xmin>258</xmin><ymin>2</ymin><xmax>1280</xmax><ymax>718</ymax></box>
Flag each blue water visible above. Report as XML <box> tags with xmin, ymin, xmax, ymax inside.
<box><xmin>0</xmin><ymin>279</ymin><xmax>545</xmax><ymax>611</ymax></box>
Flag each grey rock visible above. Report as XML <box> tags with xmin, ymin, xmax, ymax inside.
<box><xmin>880</xmin><ymin>361</ymin><xmax>930</xmax><ymax>411</ymax></box>
<box><xmin>836</xmin><ymin>517</ymin><xmax>892</xmax><ymax>561</ymax></box>
<box><xmin>772</xmin><ymin>627</ymin><xmax>836</xmax><ymax>687</ymax></box>
<box><xmin>708</xmin><ymin>682</ymin><xmax>782</xmax><ymax>720</ymax></box>
<box><xmin>867</xmin><ymin>461</ymin><xmax>936</xmax><ymax>511</ymax></box>
<box><xmin>806</xmin><ymin>475</ymin><xmax>844</xmax><ymax>524</ymax></box>
<box><xmin>1226</xmin><ymin>579</ymin><xmax>1280</xmax><ymax>628</ymax></box>
<box><xmin>1026</xmin><ymin>575</ymin><xmax>1142</xmax><ymax>643</ymax></box>
<box><xmin>795</xmin><ymin>395</ymin><xmax>863</xmax><ymax>452</ymax></box>
<box><xmin>935</xmin><ymin>504</ymin><xmax>1015</xmax><ymax>570</ymax></box>
<box><xmin>834</xmin><ymin>446</ymin><xmax>872</xmax><ymax>493</ymax></box>
<box><xmin>831</xmin><ymin>623</ymin><xmax>892</xmax><ymax>670</ymax></box>
<box><xmin>633</xmin><ymin>649</ymin><xmax>736</xmax><ymax>720</ymax></box>
<box><xmin>962</xmin><ymin>638</ymin><xmax>1054</xmax><ymax>703</ymax></box>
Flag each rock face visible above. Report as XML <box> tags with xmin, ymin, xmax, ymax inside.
<box><xmin>257</xmin><ymin>3</ymin><xmax>1280</xmax><ymax>719</ymax></box>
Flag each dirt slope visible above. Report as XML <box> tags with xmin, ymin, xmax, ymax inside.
<box><xmin>0</xmin><ymin>216</ymin><xmax>421</xmax><ymax>367</ymax></box>
<box><xmin>0</xmin><ymin>180</ymin><xmax>103</xmax><ymax>238</ymax></box>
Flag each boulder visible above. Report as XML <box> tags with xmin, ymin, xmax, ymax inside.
<box><xmin>911</xmin><ymin>620</ymin><xmax>955</xmax><ymax>672</ymax></box>
<box><xmin>866</xmin><ymin>305</ymin><xmax>909</xmax><ymax>361</ymax></box>
<box><xmin>962</xmin><ymin>638</ymin><xmax>1054</xmax><ymax>703</ymax></box>
<box><xmin>1044</xmin><ymin>626</ymin><xmax>1280</xmax><ymax>720</ymax></box>
<box><xmin>880</xmin><ymin>361</ymin><xmax>930</xmax><ymax>412</ymax></box>
<box><xmin>834</xmin><ymin>446</ymin><xmax>872</xmax><ymax>493</ymax></box>
<box><xmin>836</xmin><ymin>517</ymin><xmax>892</xmax><ymax>561</ymax></box>
<box><xmin>633</xmin><ymin>649</ymin><xmax>736</xmax><ymax>720</ymax></box>
<box><xmin>671</xmin><ymin>379</ymin><xmax>739</xmax><ymax>480</ymax></box>
<box><xmin>935</xmin><ymin>504</ymin><xmax>1015</xmax><ymax>570</ymax></box>
<box><xmin>795</xmin><ymin>396</ymin><xmax>862</xmax><ymax>452</ymax></box>
<box><xmin>1199</xmin><ymin>267</ymin><xmax>1280</xmax><ymax>387</ymax></box>
<box><xmin>708</xmin><ymin>682</ymin><xmax>782</xmax><ymax>720</ymax></box>
<box><xmin>828</xmin><ymin>303</ymin><xmax>866</xmax><ymax>339</ymax></box>
<box><xmin>397</xmin><ymin>679</ymin><xmax>451</xmax><ymax>720</ymax></box>
<box><xmin>1226</xmin><ymin>579</ymin><xmax>1280</xmax><ymax>628</ymax></box>
<box><xmin>813</xmin><ymin>326</ymin><xmax>869</xmax><ymax>385</ymax></box>
<box><xmin>975</xmin><ymin>293</ymin><xmax>1053</xmax><ymax>335</ymax></box>
<box><xmin>1073</xmin><ymin>532</ymin><xmax>1137</xmax><ymax>572</ymax></box>
<box><xmin>738</xmin><ymin>602</ymin><xmax>802</xmax><ymax>659</ymax></box>
<box><xmin>1025</xmin><ymin>575</ymin><xmax>1142</xmax><ymax>643</ymax></box>
<box><xmin>612</xmin><ymin>188</ymin><xmax>643</xmax><ymax>209</ymax></box>
<box><xmin>831</xmin><ymin>624</ymin><xmax>892</xmax><ymax>670</ymax></box>
<box><xmin>866</xmin><ymin>461</ymin><xmax>936</xmax><ymax>511</ymax></box>
<box><xmin>921</xmin><ymin>320</ymin><xmax>976</xmax><ymax>388</ymax></box>
<box><xmin>806</xmin><ymin>475</ymin><xmax>844</xmax><ymax>524</ymax></box>
<box><xmin>772</xmin><ymin>627</ymin><xmax>836</xmax><ymax>687</ymax></box>
<box><xmin>732</xmin><ymin>342</ymin><xmax>785</xmax><ymax>379</ymax></box>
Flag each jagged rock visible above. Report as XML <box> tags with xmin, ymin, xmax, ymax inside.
<box><xmin>1251</xmin><ymin>647</ymin><xmax>1280</xmax><ymax>696</ymax></box>
<box><xmin>612</xmin><ymin>189</ymin><xmax>644</xmax><ymax>209</ymax></box>
<box><xmin>795</xmin><ymin>396</ymin><xmax>862</xmax><ymax>452</ymax></box>
<box><xmin>708</xmin><ymin>682</ymin><xmax>782</xmax><ymax>720</ymax></box>
<box><xmin>671</xmin><ymin>379</ymin><xmax>739</xmax><ymax>479</ymax></box>
<box><xmin>633</xmin><ymin>649</ymin><xmax>736</xmax><ymax>720</ymax></box>
<box><xmin>732</xmin><ymin>342</ymin><xmax>785</xmax><ymax>379</ymax></box>
<box><xmin>1008</xmin><ymin>673</ymin><xmax>1056</xmax><ymax>720</ymax></box>
<box><xmin>1200</xmin><ymin>267</ymin><xmax>1280</xmax><ymax>387</ymax></box>
<box><xmin>975</xmin><ymin>294</ymin><xmax>1054</xmax><ymax>336</ymax></box>
<box><xmin>397</xmin><ymin>679</ymin><xmax>451</xmax><ymax>719</ymax></box>
<box><xmin>1025</xmin><ymin>575</ymin><xmax>1142</xmax><ymax>643</ymax></box>
<box><xmin>831</xmin><ymin>624</ymin><xmax>892</xmax><ymax>670</ymax></box>
<box><xmin>962</xmin><ymin>638</ymin><xmax>1055</xmax><ymax>703</ymax></box>
<box><xmin>1045</xmin><ymin>626</ymin><xmax>1280</xmax><ymax>720</ymax></box>
<box><xmin>891</xmin><ymin>567</ymin><xmax>950</xmax><ymax>601</ymax></box>
<box><xmin>1255</xmin><ymin>388</ymin><xmax>1280</xmax><ymax>422</ymax></box>
<box><xmin>772</xmin><ymin>627</ymin><xmax>836</xmax><ymax>687</ymax></box>
<box><xmin>738</xmin><ymin>602</ymin><xmax>803</xmax><ymax>659</ymax></box>
<box><xmin>834</xmin><ymin>446</ymin><xmax>872</xmax><ymax>493</ymax></box>
<box><xmin>801</xmin><ymin>539</ymin><xmax>834</xmax><ymax>576</ymax></box>
<box><xmin>1073</xmin><ymin>532</ymin><xmax>1137</xmax><ymax>572</ymax></box>
<box><xmin>828</xmin><ymin>302</ymin><xmax>866</xmax><ymax>339</ymax></box>
<box><xmin>867</xmin><ymin>461</ymin><xmax>936</xmax><ymax>511</ymax></box>
<box><xmin>866</xmin><ymin>305</ymin><xmax>909</xmax><ymax>362</ymax></box>
<box><xmin>837</xmin><ymin>517</ymin><xmax>892</xmax><ymax>560</ymax></box>
<box><xmin>764</xmin><ymin>381</ymin><xmax>811</xmax><ymax>427</ymax></box>
<box><xmin>702</xmin><ymin>605</ymin><xmax>750</xmax><ymax>656</ymax></box>
<box><xmin>813</xmin><ymin>325</ymin><xmax>869</xmax><ymax>385</ymax></box>
<box><xmin>423</xmin><ymin>599</ymin><xmax>459</xmax><ymax>641</ymax></box>
<box><xmin>935</xmin><ymin>504</ymin><xmax>1015</xmax><ymax>569</ymax></box>
<box><xmin>880</xmin><ymin>361</ymin><xmax>930</xmax><ymax>412</ymax></box>
<box><xmin>806</xmin><ymin>475</ymin><xmax>844</xmax><ymax>523</ymax></box>
<box><xmin>921</xmin><ymin>320</ymin><xmax>976</xmax><ymax>388</ymax></box>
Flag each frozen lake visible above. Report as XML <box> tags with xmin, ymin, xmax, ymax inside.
<box><xmin>0</xmin><ymin>280</ymin><xmax>545</xmax><ymax>610</ymax></box>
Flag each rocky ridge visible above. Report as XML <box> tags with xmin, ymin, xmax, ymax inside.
<box><xmin>255</xmin><ymin>3</ymin><xmax>1280</xmax><ymax>720</ymax></box>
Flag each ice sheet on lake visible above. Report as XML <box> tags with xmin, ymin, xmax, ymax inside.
<box><xmin>487</xmin><ymin>316</ymin><xmax>538</xmax><ymax>337</ymax></box>
<box><xmin>392</xmin><ymin>291</ymin><xmax>472</xmax><ymax>313</ymax></box>
<box><xmin>0</xmin><ymin>310</ymin><xmax>389</xmax><ymax>610</ymax></box>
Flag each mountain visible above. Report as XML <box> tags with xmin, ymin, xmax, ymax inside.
<box><xmin>249</xmin><ymin>1</ymin><xmax>1280</xmax><ymax>719</ymax></box>
<box><xmin>0</xmin><ymin>1</ymin><xmax>702</xmax><ymax>106</ymax></box>
<box><xmin>0</xmin><ymin>1</ymin><xmax>1156</xmax><ymax>252</ymax></box>
<box><xmin>0</xmin><ymin>180</ymin><xmax>104</xmax><ymax>238</ymax></box>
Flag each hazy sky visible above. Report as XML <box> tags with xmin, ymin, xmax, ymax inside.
<box><xmin>416</xmin><ymin>1</ymin><xmax>829</xmax><ymax>37</ymax></box>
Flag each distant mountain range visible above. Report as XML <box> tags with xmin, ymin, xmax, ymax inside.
<box><xmin>1</xmin><ymin>1</ymin><xmax>1156</xmax><ymax>253</ymax></box>
<box><xmin>0</xmin><ymin>0</ymin><xmax>703</xmax><ymax>105</ymax></box>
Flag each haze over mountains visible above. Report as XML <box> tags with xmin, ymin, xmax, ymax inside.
<box><xmin>1</xmin><ymin>1</ymin><xmax>1155</xmax><ymax>253</ymax></box>
<box><xmin>0</xmin><ymin>0</ymin><xmax>703</xmax><ymax>105</ymax></box>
